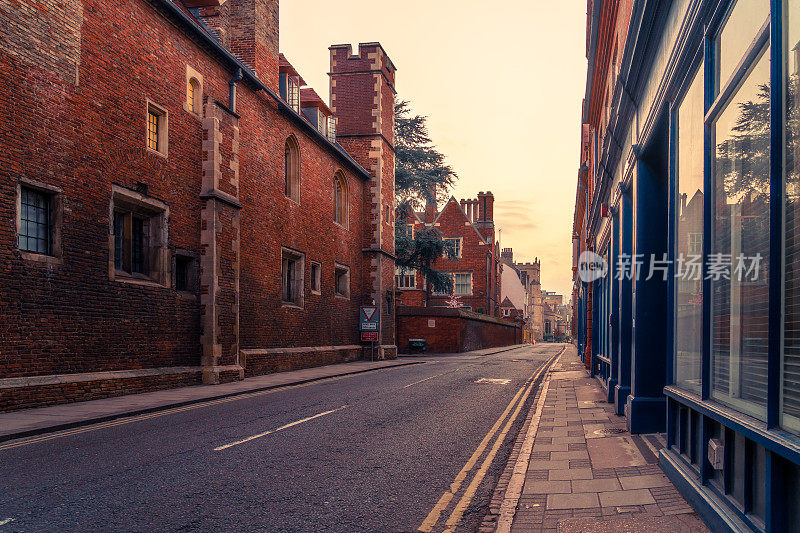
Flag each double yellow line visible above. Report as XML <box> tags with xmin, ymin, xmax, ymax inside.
<box><xmin>417</xmin><ymin>347</ymin><xmax>563</xmax><ymax>533</ymax></box>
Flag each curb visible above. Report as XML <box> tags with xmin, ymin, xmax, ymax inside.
<box><xmin>0</xmin><ymin>360</ymin><xmax>424</xmax><ymax>444</ymax></box>
<box><xmin>478</xmin><ymin>346</ymin><xmax>566</xmax><ymax>533</ymax></box>
<box><xmin>398</xmin><ymin>344</ymin><xmax>530</xmax><ymax>358</ymax></box>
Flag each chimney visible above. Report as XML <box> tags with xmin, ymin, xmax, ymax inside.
<box><xmin>424</xmin><ymin>195</ymin><xmax>438</xmax><ymax>224</ymax></box>
<box><xmin>224</xmin><ymin>0</ymin><xmax>279</xmax><ymax>90</ymax></box>
<box><xmin>501</xmin><ymin>248</ymin><xmax>513</xmax><ymax>264</ymax></box>
<box><xmin>478</xmin><ymin>191</ymin><xmax>494</xmax><ymax>221</ymax></box>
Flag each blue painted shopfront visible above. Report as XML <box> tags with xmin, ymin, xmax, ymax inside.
<box><xmin>587</xmin><ymin>0</ymin><xmax>800</xmax><ymax>530</ymax></box>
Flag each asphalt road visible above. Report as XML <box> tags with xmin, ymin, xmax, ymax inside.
<box><xmin>0</xmin><ymin>344</ymin><xmax>563</xmax><ymax>533</ymax></box>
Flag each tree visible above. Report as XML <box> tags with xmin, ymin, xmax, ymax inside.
<box><xmin>394</xmin><ymin>100</ymin><xmax>459</xmax><ymax>305</ymax></box>
<box><xmin>394</xmin><ymin>100</ymin><xmax>458</xmax><ymax>209</ymax></box>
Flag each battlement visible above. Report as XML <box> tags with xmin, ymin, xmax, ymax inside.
<box><xmin>329</xmin><ymin>42</ymin><xmax>396</xmax><ymax>85</ymax></box>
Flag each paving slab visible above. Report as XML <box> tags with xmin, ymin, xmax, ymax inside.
<box><xmin>598</xmin><ymin>489</ymin><xmax>656</xmax><ymax>507</ymax></box>
<box><xmin>557</xmin><ymin>513</ymin><xmax>708</xmax><ymax>532</ymax></box>
<box><xmin>546</xmin><ymin>492</ymin><xmax>600</xmax><ymax>510</ymax></box>
<box><xmin>586</xmin><ymin>436</ymin><xmax>647</xmax><ymax>468</ymax></box>
<box><xmin>619</xmin><ymin>474</ymin><xmax>673</xmax><ymax>490</ymax></box>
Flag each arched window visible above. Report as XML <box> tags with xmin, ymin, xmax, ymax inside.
<box><xmin>334</xmin><ymin>171</ymin><xmax>348</xmax><ymax>226</ymax></box>
<box><xmin>188</xmin><ymin>78</ymin><xmax>201</xmax><ymax>114</ymax></box>
<box><xmin>284</xmin><ymin>136</ymin><xmax>300</xmax><ymax>202</ymax></box>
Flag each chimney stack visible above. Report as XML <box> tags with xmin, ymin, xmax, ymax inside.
<box><xmin>222</xmin><ymin>0</ymin><xmax>280</xmax><ymax>90</ymax></box>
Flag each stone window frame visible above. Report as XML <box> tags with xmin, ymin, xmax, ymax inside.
<box><xmin>284</xmin><ymin>135</ymin><xmax>301</xmax><ymax>203</ymax></box>
<box><xmin>184</xmin><ymin>65</ymin><xmax>203</xmax><ymax>117</ymax></box>
<box><xmin>15</xmin><ymin>178</ymin><xmax>63</xmax><ymax>266</ymax></box>
<box><xmin>443</xmin><ymin>237</ymin><xmax>463</xmax><ymax>259</ymax></box>
<box><xmin>145</xmin><ymin>99</ymin><xmax>169</xmax><ymax>158</ymax></box>
<box><xmin>309</xmin><ymin>260</ymin><xmax>322</xmax><ymax>294</ymax></box>
<box><xmin>334</xmin><ymin>262</ymin><xmax>350</xmax><ymax>299</ymax></box>
<box><xmin>333</xmin><ymin>170</ymin><xmax>349</xmax><ymax>228</ymax></box>
<box><xmin>173</xmin><ymin>249</ymin><xmax>199</xmax><ymax>297</ymax></box>
<box><xmin>281</xmin><ymin>247</ymin><xmax>305</xmax><ymax>308</ymax></box>
<box><xmin>108</xmin><ymin>185</ymin><xmax>170</xmax><ymax>287</ymax></box>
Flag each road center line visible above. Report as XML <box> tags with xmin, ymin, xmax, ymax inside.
<box><xmin>0</xmin><ymin>518</ymin><xmax>16</xmax><ymax>527</ymax></box>
<box><xmin>401</xmin><ymin>373</ymin><xmax>447</xmax><ymax>389</ymax></box>
<box><xmin>213</xmin><ymin>406</ymin><xmax>347</xmax><ymax>451</ymax></box>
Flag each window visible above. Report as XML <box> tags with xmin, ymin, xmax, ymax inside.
<box><xmin>395</xmin><ymin>266</ymin><xmax>416</xmax><ymax>289</ymax></box>
<box><xmin>335</xmin><ymin>263</ymin><xmax>350</xmax><ymax>298</ymax></box>
<box><xmin>406</xmin><ymin>225</ymin><xmax>415</xmax><ymax>239</ymax></box>
<box><xmin>281</xmin><ymin>248</ymin><xmax>304</xmax><ymax>306</ymax></box>
<box><xmin>327</xmin><ymin>116</ymin><xmax>337</xmax><ymax>143</ymax></box>
<box><xmin>111</xmin><ymin>187</ymin><xmax>168</xmax><ymax>284</ymax></box>
<box><xmin>284</xmin><ymin>136</ymin><xmax>300</xmax><ymax>202</ymax></box>
<box><xmin>310</xmin><ymin>261</ymin><xmax>321</xmax><ymax>293</ymax></box>
<box><xmin>146</xmin><ymin>102</ymin><xmax>168</xmax><ymax>156</ymax></box>
<box><xmin>334</xmin><ymin>172</ymin><xmax>349</xmax><ymax>226</ymax></box>
<box><xmin>187</xmin><ymin>78</ymin><xmax>201</xmax><ymax>114</ymax></box>
<box><xmin>674</xmin><ymin>64</ymin><xmax>705</xmax><ymax>394</ymax></box>
<box><xmin>783</xmin><ymin>0</ymin><xmax>800</xmax><ymax>433</ymax></box>
<box><xmin>454</xmin><ymin>272</ymin><xmax>472</xmax><ymax>295</ymax></box>
<box><xmin>710</xmin><ymin>3</ymin><xmax>770</xmax><ymax>420</ymax></box>
<box><xmin>19</xmin><ymin>186</ymin><xmax>52</xmax><ymax>255</ymax></box>
<box><xmin>443</xmin><ymin>237</ymin><xmax>462</xmax><ymax>259</ymax></box>
<box><xmin>287</xmin><ymin>76</ymin><xmax>300</xmax><ymax>112</ymax></box>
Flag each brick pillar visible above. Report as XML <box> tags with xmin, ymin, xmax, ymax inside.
<box><xmin>329</xmin><ymin>42</ymin><xmax>397</xmax><ymax>359</ymax></box>
<box><xmin>216</xmin><ymin>0</ymin><xmax>279</xmax><ymax>91</ymax></box>
<box><xmin>199</xmin><ymin>102</ymin><xmax>243</xmax><ymax>384</ymax></box>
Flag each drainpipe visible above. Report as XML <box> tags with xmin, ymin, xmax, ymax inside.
<box><xmin>229</xmin><ymin>68</ymin><xmax>243</xmax><ymax>113</ymax></box>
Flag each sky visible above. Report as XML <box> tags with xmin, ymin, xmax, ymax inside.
<box><xmin>281</xmin><ymin>1</ymin><xmax>588</xmax><ymax>299</ymax></box>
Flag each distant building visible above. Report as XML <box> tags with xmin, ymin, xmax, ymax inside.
<box><xmin>395</xmin><ymin>193</ymin><xmax>501</xmax><ymax>316</ymax></box>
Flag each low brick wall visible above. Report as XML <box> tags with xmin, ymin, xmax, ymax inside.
<box><xmin>396</xmin><ymin>307</ymin><xmax>522</xmax><ymax>354</ymax></box>
<box><xmin>240</xmin><ymin>345</ymin><xmax>364</xmax><ymax>378</ymax></box>
<box><xmin>0</xmin><ymin>368</ymin><xmax>202</xmax><ymax>412</ymax></box>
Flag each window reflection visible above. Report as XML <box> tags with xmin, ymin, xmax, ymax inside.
<box><xmin>783</xmin><ymin>0</ymin><xmax>800</xmax><ymax>433</ymax></box>
<box><xmin>675</xmin><ymin>65</ymin><xmax>705</xmax><ymax>394</ymax></box>
<box><xmin>711</xmin><ymin>47</ymin><xmax>771</xmax><ymax>420</ymax></box>
<box><xmin>715</xmin><ymin>0</ymin><xmax>769</xmax><ymax>93</ymax></box>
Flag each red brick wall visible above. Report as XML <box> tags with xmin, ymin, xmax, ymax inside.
<box><xmin>0</xmin><ymin>0</ymin><xmax>392</xmax><ymax>392</ymax></box>
<box><xmin>397</xmin><ymin>307</ymin><xmax>520</xmax><ymax>354</ymax></box>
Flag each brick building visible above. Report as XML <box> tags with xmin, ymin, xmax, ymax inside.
<box><xmin>395</xmin><ymin>193</ymin><xmax>501</xmax><ymax>316</ymax></box>
<box><xmin>0</xmin><ymin>0</ymin><xmax>397</xmax><ymax>410</ymax></box>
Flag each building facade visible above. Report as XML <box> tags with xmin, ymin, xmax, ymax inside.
<box><xmin>395</xmin><ymin>194</ymin><xmax>502</xmax><ymax>316</ymax></box>
<box><xmin>0</xmin><ymin>0</ymin><xmax>397</xmax><ymax>410</ymax></box>
<box><xmin>572</xmin><ymin>0</ymin><xmax>800</xmax><ymax>530</ymax></box>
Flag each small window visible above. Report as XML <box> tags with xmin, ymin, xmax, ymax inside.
<box><xmin>454</xmin><ymin>272</ymin><xmax>472</xmax><ymax>295</ymax></box>
<box><xmin>284</xmin><ymin>136</ymin><xmax>301</xmax><ymax>203</ymax></box>
<box><xmin>334</xmin><ymin>172</ymin><xmax>349</xmax><ymax>227</ymax></box>
<box><xmin>335</xmin><ymin>263</ymin><xmax>350</xmax><ymax>298</ymax></box>
<box><xmin>111</xmin><ymin>188</ymin><xmax>168</xmax><ymax>284</ymax></box>
<box><xmin>395</xmin><ymin>266</ymin><xmax>416</xmax><ymax>290</ymax></box>
<box><xmin>19</xmin><ymin>186</ymin><xmax>52</xmax><ymax>255</ymax></box>
<box><xmin>174</xmin><ymin>254</ymin><xmax>197</xmax><ymax>293</ymax></box>
<box><xmin>146</xmin><ymin>102</ymin><xmax>168</xmax><ymax>156</ymax></box>
<box><xmin>310</xmin><ymin>261</ymin><xmax>321</xmax><ymax>293</ymax></box>
<box><xmin>281</xmin><ymin>248</ymin><xmax>304</xmax><ymax>306</ymax></box>
<box><xmin>188</xmin><ymin>78</ymin><xmax>201</xmax><ymax>114</ymax></box>
<box><xmin>327</xmin><ymin>116</ymin><xmax>337</xmax><ymax>143</ymax></box>
<box><xmin>443</xmin><ymin>237</ymin><xmax>462</xmax><ymax>259</ymax></box>
<box><xmin>288</xmin><ymin>76</ymin><xmax>300</xmax><ymax>112</ymax></box>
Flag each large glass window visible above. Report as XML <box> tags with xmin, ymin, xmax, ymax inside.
<box><xmin>675</xmin><ymin>64</ymin><xmax>705</xmax><ymax>393</ymax></box>
<box><xmin>783</xmin><ymin>0</ymin><xmax>800</xmax><ymax>433</ymax></box>
<box><xmin>715</xmin><ymin>0</ymin><xmax>770</xmax><ymax>92</ymax></box>
<box><xmin>711</xmin><ymin>17</ymin><xmax>771</xmax><ymax>420</ymax></box>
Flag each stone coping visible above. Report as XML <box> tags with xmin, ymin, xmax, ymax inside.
<box><xmin>0</xmin><ymin>367</ymin><xmax>202</xmax><ymax>389</ymax></box>
<box><xmin>240</xmin><ymin>344</ymin><xmax>363</xmax><ymax>356</ymax></box>
<box><xmin>396</xmin><ymin>306</ymin><xmax>521</xmax><ymax>327</ymax></box>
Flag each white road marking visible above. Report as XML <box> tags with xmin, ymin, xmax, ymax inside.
<box><xmin>401</xmin><ymin>373</ymin><xmax>447</xmax><ymax>389</ymax></box>
<box><xmin>475</xmin><ymin>378</ymin><xmax>511</xmax><ymax>384</ymax></box>
<box><xmin>214</xmin><ymin>406</ymin><xmax>347</xmax><ymax>451</ymax></box>
<box><xmin>0</xmin><ymin>518</ymin><xmax>15</xmax><ymax>527</ymax></box>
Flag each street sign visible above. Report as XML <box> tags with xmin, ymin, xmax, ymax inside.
<box><xmin>359</xmin><ymin>305</ymin><xmax>379</xmax><ymax>332</ymax></box>
<box><xmin>361</xmin><ymin>331</ymin><xmax>378</xmax><ymax>342</ymax></box>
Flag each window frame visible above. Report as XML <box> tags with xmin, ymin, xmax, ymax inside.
<box><xmin>284</xmin><ymin>135</ymin><xmax>301</xmax><ymax>203</ymax></box>
<box><xmin>310</xmin><ymin>261</ymin><xmax>321</xmax><ymax>294</ymax></box>
<box><xmin>16</xmin><ymin>179</ymin><xmax>62</xmax><ymax>264</ymax></box>
<box><xmin>395</xmin><ymin>266</ymin><xmax>417</xmax><ymax>290</ymax></box>
<box><xmin>443</xmin><ymin>237</ymin><xmax>463</xmax><ymax>259</ymax></box>
<box><xmin>145</xmin><ymin>100</ymin><xmax>169</xmax><ymax>157</ymax></box>
<box><xmin>334</xmin><ymin>262</ymin><xmax>350</xmax><ymax>299</ymax></box>
<box><xmin>281</xmin><ymin>247</ymin><xmax>305</xmax><ymax>308</ymax></box>
<box><xmin>333</xmin><ymin>171</ymin><xmax>349</xmax><ymax>228</ymax></box>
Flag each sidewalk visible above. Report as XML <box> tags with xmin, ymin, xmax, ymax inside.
<box><xmin>397</xmin><ymin>344</ymin><xmax>529</xmax><ymax>358</ymax></box>
<box><xmin>0</xmin><ymin>358</ymin><xmax>422</xmax><ymax>443</ymax></box>
<box><xmin>484</xmin><ymin>346</ymin><xmax>708</xmax><ymax>533</ymax></box>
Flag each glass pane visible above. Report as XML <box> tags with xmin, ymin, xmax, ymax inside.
<box><xmin>711</xmin><ymin>46</ymin><xmax>770</xmax><ymax>420</ymax></box>
<box><xmin>715</xmin><ymin>0</ymin><xmax>769</xmax><ymax>93</ymax></box>
<box><xmin>675</xmin><ymin>64</ymin><xmax>705</xmax><ymax>393</ymax></box>
<box><xmin>783</xmin><ymin>0</ymin><xmax>800</xmax><ymax>433</ymax></box>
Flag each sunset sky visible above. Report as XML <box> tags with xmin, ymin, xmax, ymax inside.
<box><xmin>281</xmin><ymin>1</ymin><xmax>587</xmax><ymax>299</ymax></box>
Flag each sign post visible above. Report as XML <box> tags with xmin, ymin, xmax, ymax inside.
<box><xmin>359</xmin><ymin>305</ymin><xmax>380</xmax><ymax>361</ymax></box>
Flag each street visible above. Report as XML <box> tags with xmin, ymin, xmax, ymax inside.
<box><xmin>0</xmin><ymin>344</ymin><xmax>562</xmax><ymax>533</ymax></box>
